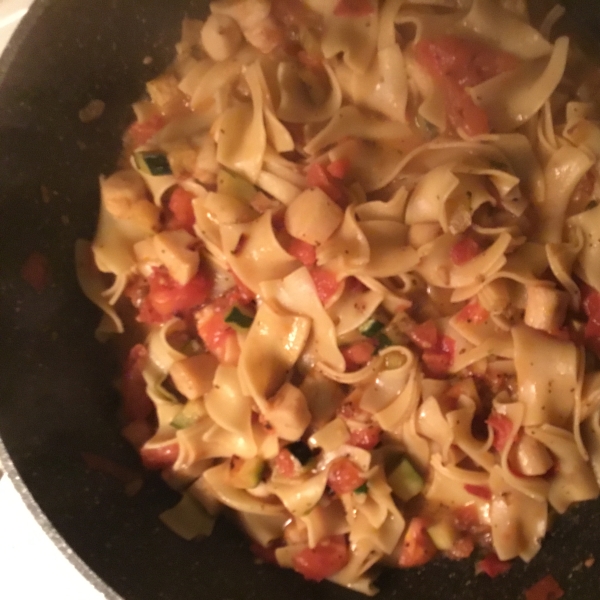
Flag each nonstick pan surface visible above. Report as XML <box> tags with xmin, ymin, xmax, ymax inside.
<box><xmin>1</xmin><ymin>1</ymin><xmax>600</xmax><ymax>598</ymax></box>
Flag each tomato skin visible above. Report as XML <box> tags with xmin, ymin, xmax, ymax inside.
<box><xmin>349</xmin><ymin>424</ymin><xmax>381</xmax><ymax>450</ymax></box>
<box><xmin>486</xmin><ymin>412</ymin><xmax>514</xmax><ymax>452</ymax></box>
<box><xmin>21</xmin><ymin>251</ymin><xmax>50</xmax><ymax>293</ymax></box>
<box><xmin>464</xmin><ymin>484</ymin><xmax>492</xmax><ymax>500</ymax></box>
<box><xmin>456</xmin><ymin>299</ymin><xmax>489</xmax><ymax>324</ymax></box>
<box><xmin>341</xmin><ymin>339</ymin><xmax>376</xmax><ymax>371</ymax></box>
<box><xmin>333</xmin><ymin>0</ymin><xmax>375</xmax><ymax>17</ymax></box>
<box><xmin>310</xmin><ymin>266</ymin><xmax>340</xmax><ymax>305</ymax></box>
<box><xmin>195</xmin><ymin>306</ymin><xmax>238</xmax><ymax>365</ymax></box>
<box><xmin>127</xmin><ymin>114</ymin><xmax>165</xmax><ymax>148</ymax></box>
<box><xmin>292</xmin><ymin>535</ymin><xmax>350</xmax><ymax>582</ymax></box>
<box><xmin>140</xmin><ymin>269</ymin><xmax>212</xmax><ymax>323</ymax></box>
<box><xmin>476</xmin><ymin>553</ymin><xmax>512</xmax><ymax>578</ymax></box>
<box><xmin>140</xmin><ymin>442</ymin><xmax>179</xmax><ymax>470</ymax></box>
<box><xmin>450</xmin><ymin>236</ymin><xmax>481</xmax><ymax>265</ymax></box>
<box><xmin>398</xmin><ymin>518</ymin><xmax>437</xmax><ymax>568</ymax></box>
<box><xmin>122</xmin><ymin>344</ymin><xmax>155</xmax><ymax>423</ymax></box>
<box><xmin>524</xmin><ymin>574</ymin><xmax>564</xmax><ymax>600</ymax></box>
<box><xmin>287</xmin><ymin>237</ymin><xmax>317</xmax><ymax>267</ymax></box>
<box><xmin>327</xmin><ymin>457</ymin><xmax>366</xmax><ymax>495</ymax></box>
<box><xmin>167</xmin><ymin>187</ymin><xmax>196</xmax><ymax>234</ymax></box>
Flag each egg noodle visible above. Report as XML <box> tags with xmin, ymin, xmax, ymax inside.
<box><xmin>77</xmin><ymin>0</ymin><xmax>600</xmax><ymax>593</ymax></box>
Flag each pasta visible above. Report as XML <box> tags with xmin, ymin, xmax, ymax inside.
<box><xmin>77</xmin><ymin>0</ymin><xmax>600</xmax><ymax>594</ymax></box>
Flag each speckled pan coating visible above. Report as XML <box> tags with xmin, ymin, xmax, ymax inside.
<box><xmin>0</xmin><ymin>1</ymin><xmax>600</xmax><ymax>599</ymax></box>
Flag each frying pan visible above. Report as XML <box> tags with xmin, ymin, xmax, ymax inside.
<box><xmin>0</xmin><ymin>1</ymin><xmax>599</xmax><ymax>598</ymax></box>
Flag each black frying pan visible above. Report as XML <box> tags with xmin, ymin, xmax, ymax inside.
<box><xmin>1</xmin><ymin>1</ymin><xmax>600</xmax><ymax>598</ymax></box>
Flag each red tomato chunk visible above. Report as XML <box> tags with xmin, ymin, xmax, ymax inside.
<box><xmin>476</xmin><ymin>553</ymin><xmax>512</xmax><ymax>578</ymax></box>
<box><xmin>287</xmin><ymin>237</ymin><xmax>317</xmax><ymax>267</ymax></box>
<box><xmin>456</xmin><ymin>299</ymin><xmax>489</xmax><ymax>324</ymax></box>
<box><xmin>333</xmin><ymin>0</ymin><xmax>375</xmax><ymax>17</ymax></box>
<box><xmin>450</xmin><ymin>237</ymin><xmax>481</xmax><ymax>266</ymax></box>
<box><xmin>21</xmin><ymin>251</ymin><xmax>51</xmax><ymax>293</ymax></box>
<box><xmin>341</xmin><ymin>339</ymin><xmax>377</xmax><ymax>371</ymax></box>
<box><xmin>524</xmin><ymin>575</ymin><xmax>564</xmax><ymax>600</ymax></box>
<box><xmin>464</xmin><ymin>484</ymin><xmax>492</xmax><ymax>500</ymax></box>
<box><xmin>139</xmin><ymin>268</ymin><xmax>212</xmax><ymax>323</ymax></box>
<box><xmin>167</xmin><ymin>187</ymin><xmax>196</xmax><ymax>234</ymax></box>
<box><xmin>310</xmin><ymin>266</ymin><xmax>340</xmax><ymax>304</ymax></box>
<box><xmin>327</xmin><ymin>457</ymin><xmax>366</xmax><ymax>495</ymax></box>
<box><xmin>349</xmin><ymin>424</ymin><xmax>381</xmax><ymax>450</ymax></box>
<box><xmin>398</xmin><ymin>518</ymin><xmax>437</xmax><ymax>568</ymax></box>
<box><xmin>127</xmin><ymin>114</ymin><xmax>165</xmax><ymax>148</ymax></box>
<box><xmin>486</xmin><ymin>412</ymin><xmax>514</xmax><ymax>452</ymax></box>
<box><xmin>414</xmin><ymin>35</ymin><xmax>519</xmax><ymax>88</ymax></box>
<box><xmin>274</xmin><ymin>448</ymin><xmax>299</xmax><ymax>477</ymax></box>
<box><xmin>292</xmin><ymin>535</ymin><xmax>350</xmax><ymax>582</ymax></box>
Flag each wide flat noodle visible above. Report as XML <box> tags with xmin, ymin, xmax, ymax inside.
<box><xmin>238</xmin><ymin>303</ymin><xmax>310</xmax><ymax>410</ymax></box>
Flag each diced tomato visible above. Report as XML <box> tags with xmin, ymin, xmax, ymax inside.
<box><xmin>443</xmin><ymin>77</ymin><xmax>490</xmax><ymax>136</ymax></box>
<box><xmin>167</xmin><ymin>187</ymin><xmax>196</xmax><ymax>234</ymax></box>
<box><xmin>121</xmin><ymin>344</ymin><xmax>155</xmax><ymax>423</ymax></box>
<box><xmin>333</xmin><ymin>0</ymin><xmax>375</xmax><ymax>17</ymax></box>
<box><xmin>310</xmin><ymin>266</ymin><xmax>340</xmax><ymax>304</ymax></box>
<box><xmin>292</xmin><ymin>535</ymin><xmax>350</xmax><ymax>582</ymax></box>
<box><xmin>250</xmin><ymin>542</ymin><xmax>278</xmax><ymax>565</ymax></box>
<box><xmin>524</xmin><ymin>574</ymin><xmax>564</xmax><ymax>600</ymax></box>
<box><xmin>21</xmin><ymin>251</ymin><xmax>50</xmax><ymax>293</ymax></box>
<box><xmin>341</xmin><ymin>339</ymin><xmax>376</xmax><ymax>371</ymax></box>
<box><xmin>127</xmin><ymin>114</ymin><xmax>165</xmax><ymax>148</ymax></box>
<box><xmin>413</xmin><ymin>35</ymin><xmax>519</xmax><ymax>136</ymax></box>
<box><xmin>398</xmin><ymin>517</ymin><xmax>438</xmax><ymax>568</ymax></box>
<box><xmin>582</xmin><ymin>286</ymin><xmax>600</xmax><ymax>353</ymax></box>
<box><xmin>306</xmin><ymin>162</ymin><xmax>347</xmax><ymax>205</ymax></box>
<box><xmin>139</xmin><ymin>442</ymin><xmax>179</xmax><ymax>470</ymax></box>
<box><xmin>327</xmin><ymin>457</ymin><xmax>366</xmax><ymax>495</ymax></box>
<box><xmin>326</xmin><ymin>158</ymin><xmax>351</xmax><ymax>180</ymax></box>
<box><xmin>274</xmin><ymin>448</ymin><xmax>298</xmax><ymax>477</ymax></box>
<box><xmin>464</xmin><ymin>484</ymin><xmax>492</xmax><ymax>500</ymax></box>
<box><xmin>414</xmin><ymin>35</ymin><xmax>519</xmax><ymax>88</ymax></box>
<box><xmin>287</xmin><ymin>237</ymin><xmax>317</xmax><ymax>267</ymax></box>
<box><xmin>580</xmin><ymin>284</ymin><xmax>599</xmax><ymax>319</ymax></box>
<box><xmin>139</xmin><ymin>268</ymin><xmax>212</xmax><ymax>323</ymax></box>
<box><xmin>409</xmin><ymin>320</ymin><xmax>440</xmax><ymax>350</ymax></box>
<box><xmin>450</xmin><ymin>236</ymin><xmax>482</xmax><ymax>266</ymax></box>
<box><xmin>475</xmin><ymin>553</ymin><xmax>512</xmax><ymax>578</ymax></box>
<box><xmin>453</xmin><ymin>504</ymin><xmax>481</xmax><ymax>532</ymax></box>
<box><xmin>456</xmin><ymin>300</ymin><xmax>489</xmax><ymax>324</ymax></box>
<box><xmin>447</xmin><ymin>535</ymin><xmax>474</xmax><ymax>560</ymax></box>
<box><xmin>422</xmin><ymin>350</ymin><xmax>453</xmax><ymax>377</ymax></box>
<box><xmin>195</xmin><ymin>305</ymin><xmax>239</xmax><ymax>365</ymax></box>
<box><xmin>486</xmin><ymin>412</ymin><xmax>514</xmax><ymax>452</ymax></box>
<box><xmin>348</xmin><ymin>424</ymin><xmax>382</xmax><ymax>450</ymax></box>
